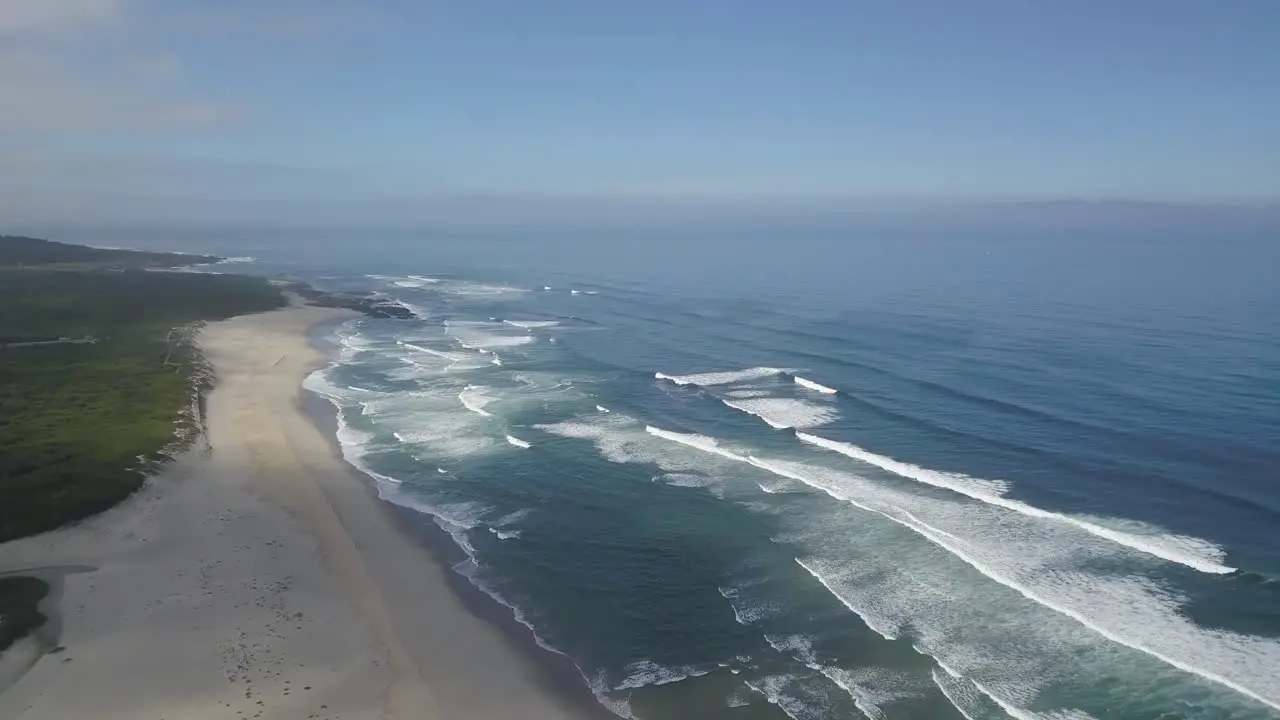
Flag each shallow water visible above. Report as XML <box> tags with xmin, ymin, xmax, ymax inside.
<box><xmin>109</xmin><ymin>229</ymin><xmax>1280</xmax><ymax>719</ymax></box>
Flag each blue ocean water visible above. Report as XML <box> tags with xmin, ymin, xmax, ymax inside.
<box><xmin>123</xmin><ymin>229</ymin><xmax>1280</xmax><ymax>718</ymax></box>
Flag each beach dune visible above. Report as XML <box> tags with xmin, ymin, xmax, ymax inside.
<box><xmin>0</xmin><ymin>304</ymin><xmax>600</xmax><ymax>719</ymax></box>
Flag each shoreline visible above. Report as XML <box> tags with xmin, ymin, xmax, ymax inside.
<box><xmin>0</xmin><ymin>304</ymin><xmax>606</xmax><ymax>719</ymax></box>
<box><xmin>301</xmin><ymin>321</ymin><xmax>617</xmax><ymax>719</ymax></box>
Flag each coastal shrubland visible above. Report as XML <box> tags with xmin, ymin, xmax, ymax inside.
<box><xmin>0</xmin><ymin>238</ymin><xmax>285</xmax><ymax>541</ymax></box>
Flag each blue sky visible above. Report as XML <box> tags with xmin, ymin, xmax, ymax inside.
<box><xmin>1</xmin><ymin>0</ymin><xmax>1278</xmax><ymax>226</ymax></box>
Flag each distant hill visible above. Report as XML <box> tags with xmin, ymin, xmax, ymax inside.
<box><xmin>0</xmin><ymin>235</ymin><xmax>220</xmax><ymax>268</ymax></box>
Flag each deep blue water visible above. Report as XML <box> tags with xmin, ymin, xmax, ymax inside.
<box><xmin>90</xmin><ymin>229</ymin><xmax>1280</xmax><ymax>718</ymax></box>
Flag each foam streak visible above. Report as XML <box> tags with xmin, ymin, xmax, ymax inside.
<box><xmin>795</xmin><ymin>432</ymin><xmax>1234</xmax><ymax>575</ymax></box>
<box><xmin>793</xmin><ymin>376</ymin><xmax>838</xmax><ymax>394</ymax></box>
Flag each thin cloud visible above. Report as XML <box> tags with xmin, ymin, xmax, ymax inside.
<box><xmin>0</xmin><ymin>47</ymin><xmax>235</xmax><ymax>131</ymax></box>
<box><xmin>0</xmin><ymin>0</ymin><xmax>124</xmax><ymax>35</ymax></box>
<box><xmin>0</xmin><ymin>0</ymin><xmax>237</xmax><ymax>133</ymax></box>
<box><xmin>157</xmin><ymin>0</ymin><xmax>405</xmax><ymax>40</ymax></box>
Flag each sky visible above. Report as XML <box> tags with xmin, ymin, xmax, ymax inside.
<box><xmin>1</xmin><ymin>0</ymin><xmax>1278</xmax><ymax>228</ymax></box>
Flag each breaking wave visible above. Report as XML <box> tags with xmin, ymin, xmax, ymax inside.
<box><xmin>655</xmin><ymin>367</ymin><xmax>786</xmax><ymax>386</ymax></box>
<box><xmin>793</xmin><ymin>376</ymin><xmax>838</xmax><ymax>394</ymax></box>
<box><xmin>794</xmin><ymin>432</ymin><xmax>1235</xmax><ymax>574</ymax></box>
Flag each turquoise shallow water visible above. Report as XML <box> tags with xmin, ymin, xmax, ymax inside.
<box><xmin>97</xmin><ymin>229</ymin><xmax>1280</xmax><ymax>718</ymax></box>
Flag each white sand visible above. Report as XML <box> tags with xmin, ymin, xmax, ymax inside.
<box><xmin>0</xmin><ymin>304</ymin><xmax>599</xmax><ymax>719</ymax></box>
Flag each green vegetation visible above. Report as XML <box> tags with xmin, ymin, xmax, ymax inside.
<box><xmin>0</xmin><ymin>235</ymin><xmax>218</xmax><ymax>269</ymax></box>
<box><xmin>0</xmin><ymin>236</ymin><xmax>285</xmax><ymax>542</ymax></box>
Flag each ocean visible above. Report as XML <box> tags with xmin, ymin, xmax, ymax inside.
<box><xmin>114</xmin><ymin>228</ymin><xmax>1280</xmax><ymax>718</ymax></box>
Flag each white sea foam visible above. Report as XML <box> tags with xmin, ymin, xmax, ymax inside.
<box><xmin>763</xmin><ymin>633</ymin><xmax>924</xmax><ymax>719</ymax></box>
<box><xmin>971</xmin><ymin>678</ymin><xmax>1097</xmax><ymax>720</ymax></box>
<box><xmin>319</xmin><ymin>393</ymin><xmax>494</xmax><ymax>551</ymax></box>
<box><xmin>571</xmin><ymin>289</ymin><xmax>581</xmax><ymax>295</ymax></box>
<box><xmin>381</xmin><ymin>394</ymin><xmax>499</xmax><ymax>458</ymax></box>
<box><xmin>762</xmin><ymin>455</ymin><xmax>1280</xmax><ymax>713</ymax></box>
<box><xmin>581</xmin><ymin>669</ymin><xmax>634</xmax><ymax>719</ymax></box>
<box><xmin>655</xmin><ymin>366</ymin><xmax>785</xmax><ymax>386</ymax></box>
<box><xmin>613</xmin><ymin>659</ymin><xmax>711</xmax><ymax>690</ymax></box>
<box><xmin>930</xmin><ymin>668</ymin><xmax>984</xmax><ymax>720</ymax></box>
<box><xmin>794</xmin><ymin>432</ymin><xmax>1235</xmax><ymax>574</ymax></box>
<box><xmin>660</xmin><ymin>473</ymin><xmax>718</xmax><ymax>489</ymax></box>
<box><xmin>503</xmin><ymin>319</ymin><xmax>560</xmax><ymax>329</ymax></box>
<box><xmin>645</xmin><ymin>426</ymin><xmax>748</xmax><ymax>462</ymax></box>
<box><xmin>629</xmin><ymin>421</ymin><xmax>1274</xmax><ymax>713</ymax></box>
<box><xmin>537</xmin><ymin>417</ymin><xmax>655</xmax><ymax>466</ymax></box>
<box><xmin>718</xmin><ymin>585</ymin><xmax>780</xmax><ymax>626</ymax></box>
<box><xmin>744</xmin><ymin>675</ymin><xmax>834</xmax><ymax>720</ymax></box>
<box><xmin>721</xmin><ymin>398</ymin><xmax>839</xmax><ymax>429</ymax></box>
<box><xmin>536</xmin><ymin>414</ymin><xmax>1277</xmax><ymax>713</ymax></box>
<box><xmin>536</xmin><ymin>416</ymin><xmax>739</xmax><ymax>497</ymax></box>
<box><xmin>303</xmin><ymin>368</ymin><xmax>367</xmax><ymax>402</ymax></box>
<box><xmin>493</xmin><ymin>508</ymin><xmax>531</xmax><ymax>527</ymax></box>
<box><xmin>450</xmin><ymin>551</ymin><xmax>570</xmax><ymax>663</ymax></box>
<box><xmin>725</xmin><ymin>689</ymin><xmax>753</xmax><ymax>708</ymax></box>
<box><xmin>441</xmin><ymin>282</ymin><xmax>526</xmax><ymax>298</ymax></box>
<box><xmin>397</xmin><ymin>340</ymin><xmax>461</xmax><ymax>362</ymax></box>
<box><xmin>458</xmin><ymin>385</ymin><xmax>495</xmax><ymax>417</ymax></box>
<box><xmin>397</xmin><ymin>340</ymin><xmax>491</xmax><ymax>374</ymax></box>
<box><xmin>401</xmin><ymin>302</ymin><xmax>430</xmax><ymax>318</ymax></box>
<box><xmin>793</xmin><ymin>375</ymin><xmax>838</xmax><ymax>394</ymax></box>
<box><xmin>325</xmin><ymin>408</ymin><xmax>400</xmax><ymax>487</ymax></box>
<box><xmin>596</xmin><ymin>405</ymin><xmax>610</xmax><ymax>413</ymax></box>
<box><xmin>819</xmin><ymin>667</ymin><xmax>923</xmax><ymax>720</ymax></box>
<box><xmin>491</xmin><ymin>356</ymin><xmax>503</xmax><ymax>366</ymax></box>
<box><xmin>793</xmin><ymin>559</ymin><xmax>897</xmax><ymax>641</ymax></box>
<box><xmin>724</xmin><ymin>389</ymin><xmax>773</xmax><ymax>398</ymax></box>
<box><xmin>489</xmin><ymin>527</ymin><xmax>521</xmax><ymax>540</ymax></box>
<box><xmin>380</xmin><ymin>489</ymin><xmax>488</xmax><ymax>534</ymax></box>
<box><xmin>445</xmin><ymin>321</ymin><xmax>537</xmax><ymax>350</ymax></box>
<box><xmin>506</xmin><ymin>434</ymin><xmax>532</xmax><ymax>449</ymax></box>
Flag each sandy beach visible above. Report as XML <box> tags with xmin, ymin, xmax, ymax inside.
<box><xmin>0</xmin><ymin>304</ymin><xmax>603</xmax><ymax>720</ymax></box>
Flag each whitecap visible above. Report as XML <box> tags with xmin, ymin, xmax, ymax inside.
<box><xmin>645</xmin><ymin>426</ymin><xmax>748</xmax><ymax>462</ymax></box>
<box><xmin>721</xmin><ymin>397</ymin><xmax>839</xmax><ymax>429</ymax></box>
<box><xmin>655</xmin><ymin>366</ymin><xmax>785</xmax><ymax>386</ymax></box>
<box><xmin>613</xmin><ymin>659</ymin><xmax>710</xmax><ymax>691</ymax></box>
<box><xmin>793</xmin><ymin>375</ymin><xmax>838</xmax><ymax>394</ymax></box>
<box><xmin>503</xmin><ymin>319</ymin><xmax>560</xmax><ymax>329</ymax></box>
<box><xmin>445</xmin><ymin>321</ymin><xmax>536</xmax><ymax>350</ymax></box>
<box><xmin>761</xmin><ymin>457</ymin><xmax>1278</xmax><ymax>713</ymax></box>
<box><xmin>458</xmin><ymin>385</ymin><xmax>495</xmax><ymax>417</ymax></box>
<box><xmin>718</xmin><ymin>584</ymin><xmax>781</xmax><ymax>626</ymax></box>
<box><xmin>794</xmin><ymin>432</ymin><xmax>1234</xmax><ymax>574</ymax></box>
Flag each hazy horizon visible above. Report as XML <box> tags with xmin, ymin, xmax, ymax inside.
<box><xmin>3</xmin><ymin>1</ymin><xmax>1278</xmax><ymax>229</ymax></box>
